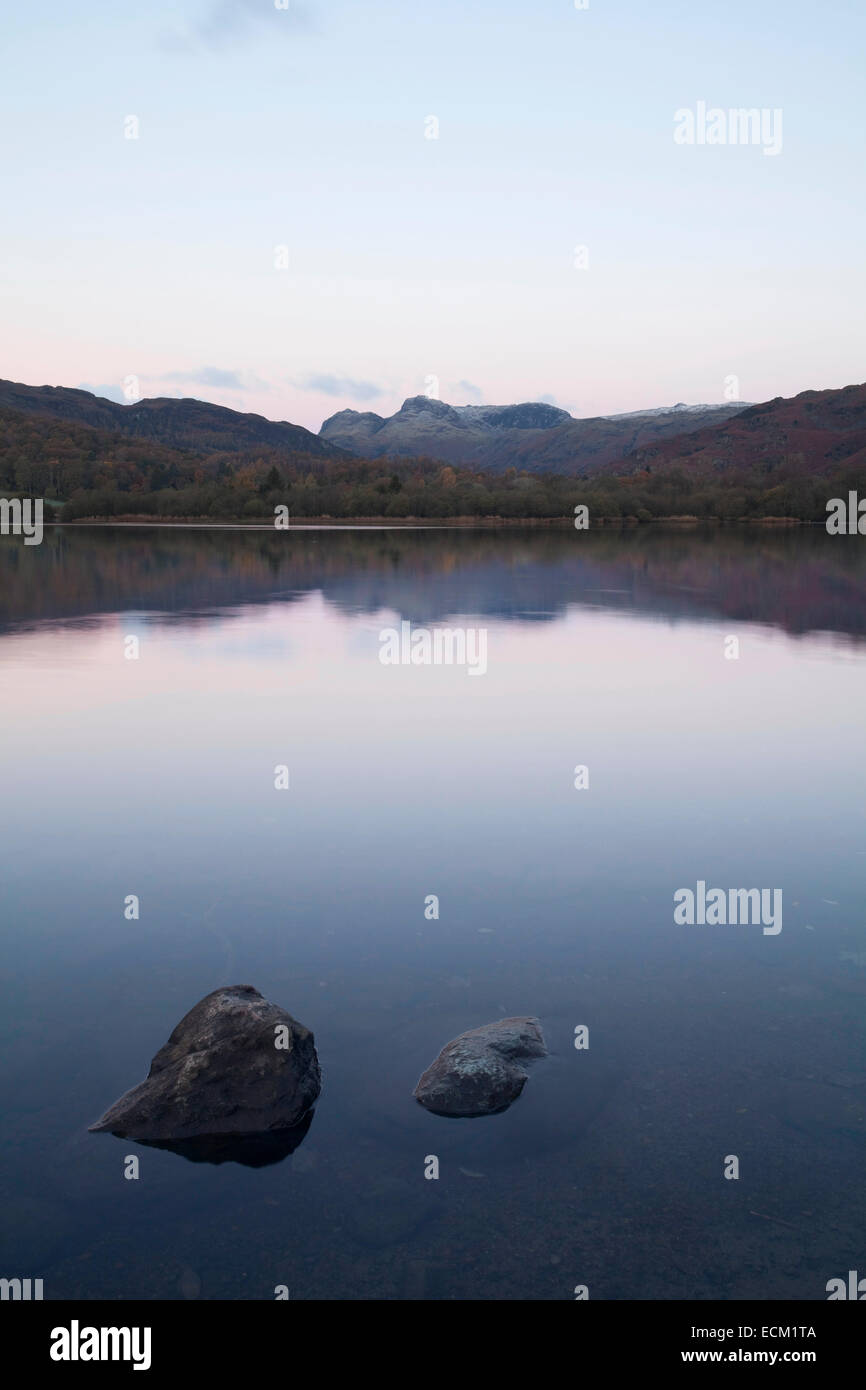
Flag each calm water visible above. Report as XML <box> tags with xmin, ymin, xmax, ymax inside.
<box><xmin>1</xmin><ymin>524</ymin><xmax>864</xmax><ymax>1301</ymax></box>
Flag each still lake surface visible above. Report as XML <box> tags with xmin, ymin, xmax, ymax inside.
<box><xmin>1</xmin><ymin>523</ymin><xmax>864</xmax><ymax>1300</ymax></box>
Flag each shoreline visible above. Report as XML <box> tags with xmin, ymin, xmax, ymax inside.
<box><xmin>51</xmin><ymin>514</ymin><xmax>812</xmax><ymax>529</ymax></box>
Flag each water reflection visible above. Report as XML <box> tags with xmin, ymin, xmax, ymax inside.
<box><xmin>1</xmin><ymin>524</ymin><xmax>865</xmax><ymax>641</ymax></box>
<box><xmin>117</xmin><ymin>1110</ymin><xmax>316</xmax><ymax>1168</ymax></box>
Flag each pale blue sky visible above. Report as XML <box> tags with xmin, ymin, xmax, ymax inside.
<box><xmin>2</xmin><ymin>0</ymin><xmax>864</xmax><ymax>429</ymax></box>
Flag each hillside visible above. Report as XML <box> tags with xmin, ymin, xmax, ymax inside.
<box><xmin>608</xmin><ymin>382</ymin><xmax>866</xmax><ymax>480</ymax></box>
<box><xmin>0</xmin><ymin>379</ymin><xmax>343</xmax><ymax>460</ymax></box>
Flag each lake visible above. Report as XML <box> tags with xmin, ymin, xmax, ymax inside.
<box><xmin>0</xmin><ymin>523</ymin><xmax>864</xmax><ymax>1300</ymax></box>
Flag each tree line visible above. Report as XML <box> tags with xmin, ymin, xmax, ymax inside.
<box><xmin>2</xmin><ymin>403</ymin><xmax>863</xmax><ymax>523</ymax></box>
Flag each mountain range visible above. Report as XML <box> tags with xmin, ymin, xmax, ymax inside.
<box><xmin>1</xmin><ymin>376</ymin><xmax>865</xmax><ymax>490</ymax></box>
<box><xmin>319</xmin><ymin>394</ymin><xmax>750</xmax><ymax>475</ymax></box>
<box><xmin>0</xmin><ymin>377</ymin><xmax>750</xmax><ymax>476</ymax></box>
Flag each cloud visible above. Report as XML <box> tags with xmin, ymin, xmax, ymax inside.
<box><xmin>78</xmin><ymin>382</ymin><xmax>128</xmax><ymax>404</ymax></box>
<box><xmin>455</xmin><ymin>379</ymin><xmax>483</xmax><ymax>403</ymax></box>
<box><xmin>162</xmin><ymin>0</ymin><xmax>314</xmax><ymax>53</ymax></box>
<box><xmin>538</xmin><ymin>393</ymin><xmax>559</xmax><ymax>406</ymax></box>
<box><xmin>163</xmin><ymin>367</ymin><xmax>243</xmax><ymax>389</ymax></box>
<box><xmin>301</xmin><ymin>374</ymin><xmax>383</xmax><ymax>402</ymax></box>
<box><xmin>157</xmin><ymin>367</ymin><xmax>271</xmax><ymax>392</ymax></box>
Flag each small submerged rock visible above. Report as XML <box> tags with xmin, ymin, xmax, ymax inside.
<box><xmin>89</xmin><ymin>985</ymin><xmax>321</xmax><ymax>1154</ymax></box>
<box><xmin>413</xmin><ymin>1017</ymin><xmax>546</xmax><ymax>1117</ymax></box>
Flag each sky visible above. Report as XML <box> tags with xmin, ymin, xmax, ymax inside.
<box><xmin>2</xmin><ymin>0</ymin><xmax>864</xmax><ymax>432</ymax></box>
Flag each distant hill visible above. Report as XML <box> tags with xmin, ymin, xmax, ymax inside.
<box><xmin>320</xmin><ymin>394</ymin><xmax>750</xmax><ymax>474</ymax></box>
<box><xmin>0</xmin><ymin>379</ymin><xmax>343</xmax><ymax>460</ymax></box>
<box><xmin>607</xmin><ymin>383</ymin><xmax>866</xmax><ymax>479</ymax></box>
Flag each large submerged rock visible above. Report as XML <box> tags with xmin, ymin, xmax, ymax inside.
<box><xmin>413</xmin><ymin>1017</ymin><xmax>546</xmax><ymax>1117</ymax></box>
<box><xmin>89</xmin><ymin>985</ymin><xmax>321</xmax><ymax>1148</ymax></box>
